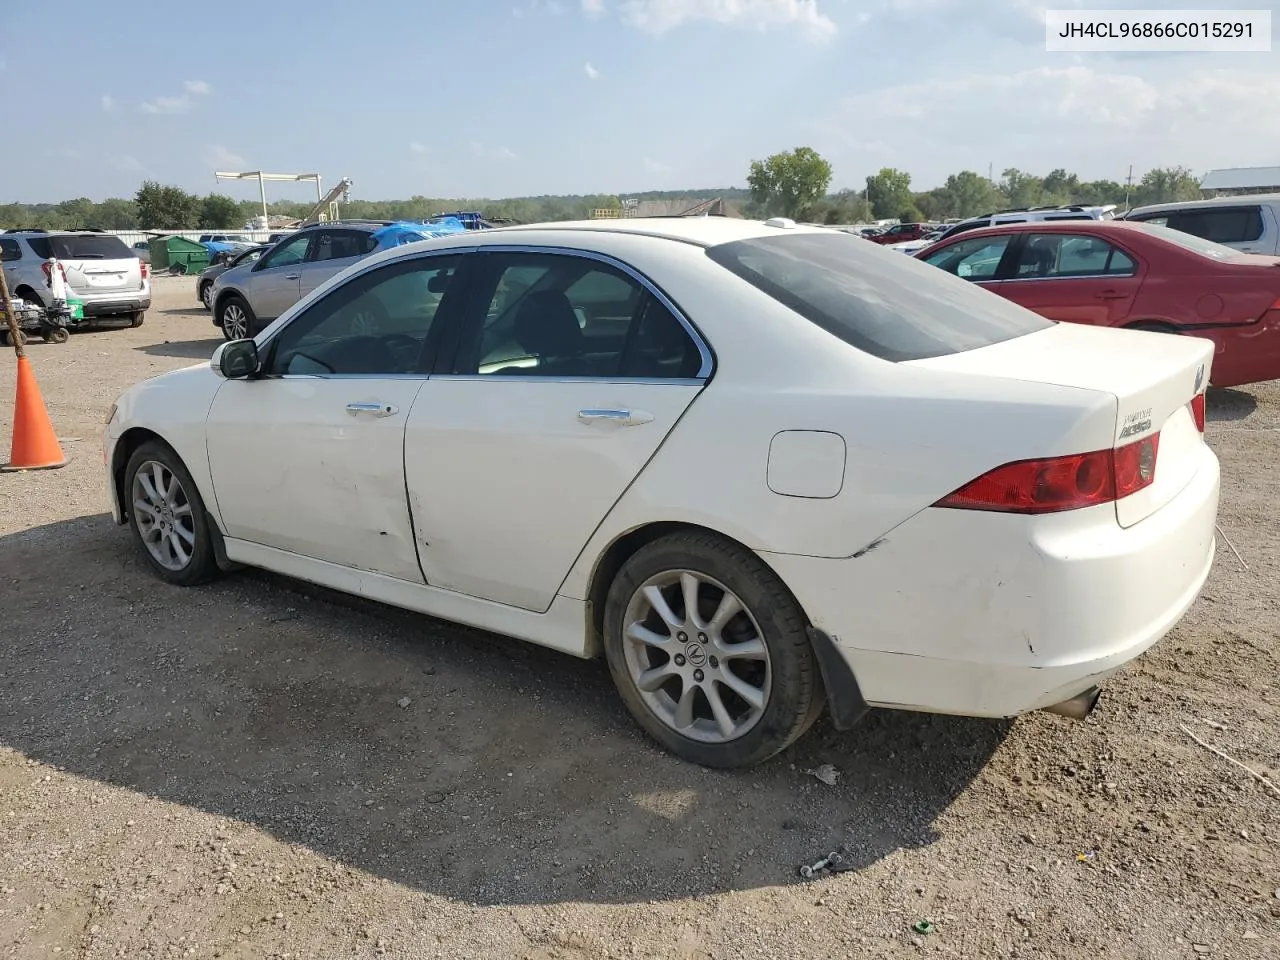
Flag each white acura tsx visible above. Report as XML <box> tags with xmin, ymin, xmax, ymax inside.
<box><xmin>103</xmin><ymin>216</ymin><xmax>1220</xmax><ymax>768</ymax></box>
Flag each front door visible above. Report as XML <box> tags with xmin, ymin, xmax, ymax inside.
<box><xmin>998</xmin><ymin>232</ymin><xmax>1144</xmax><ymax>327</ymax></box>
<box><xmin>404</xmin><ymin>248</ymin><xmax>711</xmax><ymax>612</ymax></box>
<box><xmin>243</xmin><ymin>231</ymin><xmax>311</xmax><ymax>321</ymax></box>
<box><xmin>206</xmin><ymin>252</ymin><xmax>468</xmax><ymax>581</ymax></box>
<box><xmin>918</xmin><ymin>233</ymin><xmax>1016</xmax><ymax>295</ymax></box>
<box><xmin>296</xmin><ymin>228</ymin><xmax>378</xmax><ymax>301</ymax></box>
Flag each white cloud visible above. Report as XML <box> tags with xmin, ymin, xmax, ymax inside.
<box><xmin>100</xmin><ymin>94</ymin><xmax>115</xmax><ymax>111</ymax></box>
<box><xmin>618</xmin><ymin>0</ymin><xmax>835</xmax><ymax>40</ymax></box>
<box><xmin>472</xmin><ymin>141</ymin><xmax>519</xmax><ymax>161</ymax></box>
<box><xmin>183</xmin><ymin>79</ymin><xmax>212</xmax><ymax>95</ymax></box>
<box><xmin>584</xmin><ymin>61</ymin><xmax>601</xmax><ymax>79</ymax></box>
<box><xmin>141</xmin><ymin>95</ymin><xmax>193</xmax><ymax>115</ymax></box>
<box><xmin>582</xmin><ymin>0</ymin><xmax>606</xmax><ymax>13</ymax></box>
<box><xmin>206</xmin><ymin>145</ymin><xmax>247</xmax><ymax>169</ymax></box>
<box><xmin>819</xmin><ymin>65</ymin><xmax>1280</xmax><ymax>186</ymax></box>
<box><xmin>409</xmin><ymin>141</ymin><xmax>430</xmax><ymax>154</ymax></box>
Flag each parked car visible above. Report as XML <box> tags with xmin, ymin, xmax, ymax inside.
<box><xmin>132</xmin><ymin>240</ymin><xmax>151</xmax><ymax>264</ymax></box>
<box><xmin>1122</xmin><ymin>194</ymin><xmax>1280</xmax><ymax>256</ymax></box>
<box><xmin>196</xmin><ymin>244</ymin><xmax>268</xmax><ymax>311</ymax></box>
<box><xmin>900</xmin><ymin>204</ymin><xmax>1119</xmax><ymax>256</ymax></box>
<box><xmin>866</xmin><ymin>222</ymin><xmax>935</xmax><ymax>245</ymax></box>
<box><xmin>1</xmin><ymin>229</ymin><xmax>150</xmax><ymax>326</ymax></box>
<box><xmin>104</xmin><ymin>216</ymin><xmax>1219</xmax><ymax>768</ymax></box>
<box><xmin>914</xmin><ymin>220</ymin><xmax>1280</xmax><ymax>388</ymax></box>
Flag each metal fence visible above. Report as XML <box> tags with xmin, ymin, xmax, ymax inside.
<box><xmin>104</xmin><ymin>229</ymin><xmax>277</xmax><ymax>248</ymax></box>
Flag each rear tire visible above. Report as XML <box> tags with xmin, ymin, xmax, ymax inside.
<box><xmin>48</xmin><ymin>327</ymin><xmax>70</xmax><ymax>344</ymax></box>
<box><xmin>1</xmin><ymin>329</ymin><xmax>26</xmax><ymax>347</ymax></box>
<box><xmin>129</xmin><ymin>311</ymin><xmax>145</xmax><ymax>328</ymax></box>
<box><xmin>602</xmin><ymin>530</ymin><xmax>824</xmax><ymax>769</ymax></box>
<box><xmin>199</xmin><ymin>282</ymin><xmax>213</xmax><ymax>310</ymax></box>
<box><xmin>123</xmin><ymin>440</ymin><xmax>221</xmax><ymax>587</ymax></box>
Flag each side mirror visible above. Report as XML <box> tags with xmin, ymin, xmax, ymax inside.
<box><xmin>212</xmin><ymin>339</ymin><xmax>260</xmax><ymax>379</ymax></box>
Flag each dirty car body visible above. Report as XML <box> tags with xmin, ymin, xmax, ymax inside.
<box><xmin>103</xmin><ymin>218</ymin><xmax>1220</xmax><ymax>768</ymax></box>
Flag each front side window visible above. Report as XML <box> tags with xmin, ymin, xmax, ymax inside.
<box><xmin>257</xmin><ymin>233</ymin><xmax>311</xmax><ymax>270</ymax></box>
<box><xmin>264</xmin><ymin>255</ymin><xmax>462</xmax><ymax>376</ymax></box>
<box><xmin>923</xmin><ymin>235</ymin><xmax>1012</xmax><ymax>280</ymax></box>
<box><xmin>457</xmin><ymin>252</ymin><xmax>703</xmax><ymax>379</ymax></box>
<box><xmin>1013</xmin><ymin>234</ymin><xmax>1137</xmax><ymax>278</ymax></box>
<box><xmin>707</xmin><ymin>231</ymin><xmax>1051</xmax><ymax>363</ymax></box>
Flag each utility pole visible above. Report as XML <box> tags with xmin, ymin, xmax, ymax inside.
<box><xmin>1124</xmin><ymin>164</ymin><xmax>1134</xmax><ymax>212</ymax></box>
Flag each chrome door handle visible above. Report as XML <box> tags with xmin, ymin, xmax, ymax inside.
<box><xmin>346</xmin><ymin>401</ymin><xmax>398</xmax><ymax>417</ymax></box>
<box><xmin>577</xmin><ymin>408</ymin><xmax>654</xmax><ymax>426</ymax></box>
<box><xmin>284</xmin><ymin>273</ymin><xmax>301</xmax><ymax>280</ymax></box>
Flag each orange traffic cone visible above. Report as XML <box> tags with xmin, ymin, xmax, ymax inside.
<box><xmin>2</xmin><ymin>356</ymin><xmax>67</xmax><ymax>472</ymax></box>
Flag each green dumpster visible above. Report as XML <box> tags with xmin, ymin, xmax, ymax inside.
<box><xmin>148</xmin><ymin>236</ymin><xmax>210</xmax><ymax>275</ymax></box>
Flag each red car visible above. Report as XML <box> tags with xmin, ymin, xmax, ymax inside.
<box><xmin>868</xmin><ymin>222</ymin><xmax>934</xmax><ymax>245</ymax></box>
<box><xmin>913</xmin><ymin>221</ymin><xmax>1280</xmax><ymax>388</ymax></box>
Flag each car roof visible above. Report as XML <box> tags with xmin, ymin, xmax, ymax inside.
<box><xmin>480</xmin><ymin>216</ymin><xmax>829</xmax><ymax>248</ymax></box>
<box><xmin>930</xmin><ymin>221</ymin><xmax>1154</xmax><ymax>240</ymax></box>
<box><xmin>1128</xmin><ymin>193</ymin><xmax>1280</xmax><ymax>215</ymax></box>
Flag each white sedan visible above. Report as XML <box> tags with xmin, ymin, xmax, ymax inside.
<box><xmin>103</xmin><ymin>217</ymin><xmax>1220</xmax><ymax>768</ymax></box>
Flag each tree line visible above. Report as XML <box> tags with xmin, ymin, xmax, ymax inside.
<box><xmin>746</xmin><ymin>148</ymin><xmax>1204</xmax><ymax>224</ymax></box>
<box><xmin>0</xmin><ymin>158</ymin><xmax>1207</xmax><ymax>232</ymax></box>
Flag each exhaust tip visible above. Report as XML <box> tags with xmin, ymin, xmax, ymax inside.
<box><xmin>1042</xmin><ymin>686</ymin><xmax>1101</xmax><ymax>721</ymax></box>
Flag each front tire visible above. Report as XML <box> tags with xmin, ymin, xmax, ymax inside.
<box><xmin>218</xmin><ymin>295</ymin><xmax>254</xmax><ymax>340</ymax></box>
<box><xmin>123</xmin><ymin>441</ymin><xmax>220</xmax><ymax>586</ymax></box>
<box><xmin>602</xmin><ymin>530</ymin><xmax>824</xmax><ymax>768</ymax></box>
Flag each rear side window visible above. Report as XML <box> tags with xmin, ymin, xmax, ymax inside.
<box><xmin>706</xmin><ymin>232</ymin><xmax>1052</xmax><ymax>363</ymax></box>
<box><xmin>25</xmin><ymin>237</ymin><xmax>52</xmax><ymax>259</ymax></box>
<box><xmin>48</xmin><ymin>235</ymin><xmax>132</xmax><ymax>260</ymax></box>
<box><xmin>0</xmin><ymin>239</ymin><xmax>20</xmax><ymax>262</ymax></box>
<box><xmin>1136</xmin><ymin>207</ymin><xmax>1263</xmax><ymax>244</ymax></box>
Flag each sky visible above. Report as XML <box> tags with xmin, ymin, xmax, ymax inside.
<box><xmin>2</xmin><ymin>0</ymin><xmax>1279</xmax><ymax>203</ymax></box>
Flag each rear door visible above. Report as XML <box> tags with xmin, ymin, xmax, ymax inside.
<box><xmin>403</xmin><ymin>247</ymin><xmax>711</xmax><ymax>612</ymax></box>
<box><xmin>998</xmin><ymin>232</ymin><xmax>1143</xmax><ymax>327</ymax></box>
<box><xmin>48</xmin><ymin>234</ymin><xmax>143</xmax><ymax>295</ymax></box>
<box><xmin>296</xmin><ymin>228</ymin><xmax>378</xmax><ymax>300</ymax></box>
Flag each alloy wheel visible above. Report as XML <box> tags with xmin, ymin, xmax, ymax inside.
<box><xmin>621</xmin><ymin>570</ymin><xmax>772</xmax><ymax>744</ymax></box>
<box><xmin>131</xmin><ymin>460</ymin><xmax>197</xmax><ymax>571</ymax></box>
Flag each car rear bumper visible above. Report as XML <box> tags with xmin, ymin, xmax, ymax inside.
<box><xmin>1196</xmin><ymin>314</ymin><xmax>1280</xmax><ymax>388</ymax></box>
<box><xmin>761</xmin><ymin>442</ymin><xmax>1220</xmax><ymax>718</ymax></box>
<box><xmin>81</xmin><ymin>295</ymin><xmax>151</xmax><ymax>317</ymax></box>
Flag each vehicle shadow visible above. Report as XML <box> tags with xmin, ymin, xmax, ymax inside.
<box><xmin>0</xmin><ymin>516</ymin><xmax>1010</xmax><ymax>907</ymax></box>
<box><xmin>157</xmin><ymin>307</ymin><xmax>206</xmax><ymax>317</ymax></box>
<box><xmin>134</xmin><ymin>338</ymin><xmax>224</xmax><ymax>360</ymax></box>
<box><xmin>1206</xmin><ymin>387</ymin><xmax>1257</xmax><ymax>422</ymax></box>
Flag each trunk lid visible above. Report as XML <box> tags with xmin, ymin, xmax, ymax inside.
<box><xmin>48</xmin><ymin>235</ymin><xmax>144</xmax><ymax>293</ymax></box>
<box><xmin>908</xmin><ymin>322</ymin><xmax>1213</xmax><ymax>528</ymax></box>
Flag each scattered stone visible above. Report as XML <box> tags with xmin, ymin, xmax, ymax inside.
<box><xmin>397</xmin><ymin>697</ymin><xmax>412</xmax><ymax>709</ymax></box>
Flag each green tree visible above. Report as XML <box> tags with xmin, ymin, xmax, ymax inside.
<box><xmin>134</xmin><ymin>181</ymin><xmax>200</xmax><ymax>229</ymax></box>
<box><xmin>1000</xmin><ymin>168</ymin><xmax>1045</xmax><ymax>209</ymax></box>
<box><xmin>1041</xmin><ymin>168</ymin><xmax>1080</xmax><ymax>205</ymax></box>
<box><xmin>86</xmin><ymin>198</ymin><xmax>140</xmax><ymax>230</ymax></box>
<box><xmin>201</xmin><ymin>194</ymin><xmax>242</xmax><ymax>229</ymax></box>
<box><xmin>1133</xmin><ymin>166</ymin><xmax>1201</xmax><ymax>207</ymax></box>
<box><xmin>746</xmin><ymin>147</ymin><xmax>834</xmax><ymax>219</ymax></box>
<box><xmin>864</xmin><ymin>168</ymin><xmax>913</xmax><ymax>220</ymax></box>
<box><xmin>936</xmin><ymin>171</ymin><xmax>1003</xmax><ymax>218</ymax></box>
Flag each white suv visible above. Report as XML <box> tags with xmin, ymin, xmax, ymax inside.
<box><xmin>1123</xmin><ymin>194</ymin><xmax>1280</xmax><ymax>255</ymax></box>
<box><xmin>0</xmin><ymin>229</ymin><xmax>151</xmax><ymax>326</ymax></box>
<box><xmin>897</xmin><ymin>204</ymin><xmax>1118</xmax><ymax>255</ymax></box>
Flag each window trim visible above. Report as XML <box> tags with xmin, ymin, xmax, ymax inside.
<box><xmin>253</xmin><ymin>248</ymin><xmax>473</xmax><ymax>380</ymax></box>
<box><xmin>435</xmin><ymin>244</ymin><xmax>715</xmax><ymax>385</ymax></box>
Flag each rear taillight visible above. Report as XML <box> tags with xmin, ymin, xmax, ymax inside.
<box><xmin>40</xmin><ymin>260</ymin><xmax>67</xmax><ymax>284</ymax></box>
<box><xmin>140</xmin><ymin>261</ymin><xmax>149</xmax><ymax>280</ymax></box>
<box><xmin>937</xmin><ymin>434</ymin><xmax>1160</xmax><ymax>514</ymax></box>
<box><xmin>1190</xmin><ymin>393</ymin><xmax>1205</xmax><ymax>432</ymax></box>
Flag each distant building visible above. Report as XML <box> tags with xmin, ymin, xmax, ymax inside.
<box><xmin>1200</xmin><ymin>166</ymin><xmax>1280</xmax><ymax>197</ymax></box>
<box><xmin>628</xmin><ymin>197</ymin><xmax>743</xmax><ymax>218</ymax></box>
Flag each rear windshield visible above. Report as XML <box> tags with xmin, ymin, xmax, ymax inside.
<box><xmin>48</xmin><ymin>235</ymin><xmax>132</xmax><ymax>260</ymax></box>
<box><xmin>705</xmin><ymin>231</ymin><xmax>1052</xmax><ymax>362</ymax></box>
<box><xmin>1128</xmin><ymin>222</ymin><xmax>1240</xmax><ymax>260</ymax></box>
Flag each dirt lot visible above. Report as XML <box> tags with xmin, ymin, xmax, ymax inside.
<box><xmin>0</xmin><ymin>275</ymin><xmax>1277</xmax><ymax>960</ymax></box>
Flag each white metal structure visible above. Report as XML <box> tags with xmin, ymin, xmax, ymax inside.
<box><xmin>102</xmin><ymin>218</ymin><xmax>1220</xmax><ymax>767</ymax></box>
<box><xmin>214</xmin><ymin>171</ymin><xmax>325</xmax><ymax>224</ymax></box>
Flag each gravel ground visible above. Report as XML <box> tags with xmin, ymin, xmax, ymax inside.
<box><xmin>1</xmin><ymin>275</ymin><xmax>1277</xmax><ymax>960</ymax></box>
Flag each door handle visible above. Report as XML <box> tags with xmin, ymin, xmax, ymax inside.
<box><xmin>577</xmin><ymin>408</ymin><xmax>654</xmax><ymax>426</ymax></box>
<box><xmin>346</xmin><ymin>401</ymin><xmax>398</xmax><ymax>417</ymax></box>
<box><xmin>284</xmin><ymin>273</ymin><xmax>301</xmax><ymax>280</ymax></box>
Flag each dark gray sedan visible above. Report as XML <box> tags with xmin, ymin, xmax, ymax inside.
<box><xmin>195</xmin><ymin>244</ymin><xmax>267</xmax><ymax>311</ymax></box>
